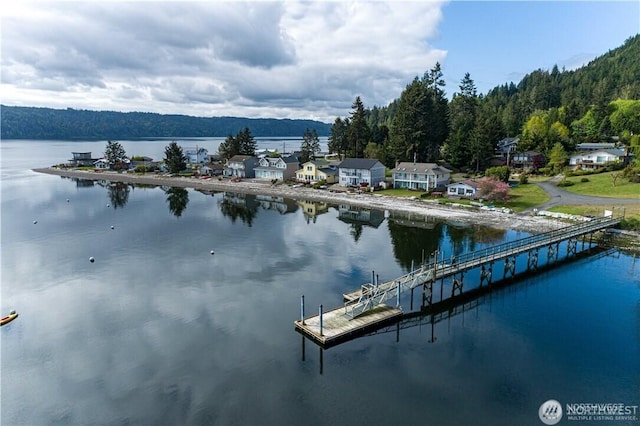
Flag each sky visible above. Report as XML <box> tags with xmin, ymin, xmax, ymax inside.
<box><xmin>1</xmin><ymin>1</ymin><xmax>639</xmax><ymax>123</ymax></box>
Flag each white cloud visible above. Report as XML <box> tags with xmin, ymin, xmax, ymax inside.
<box><xmin>1</xmin><ymin>1</ymin><xmax>448</xmax><ymax>122</ymax></box>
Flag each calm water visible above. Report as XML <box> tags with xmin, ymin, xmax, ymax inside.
<box><xmin>1</xmin><ymin>140</ymin><xmax>639</xmax><ymax>425</ymax></box>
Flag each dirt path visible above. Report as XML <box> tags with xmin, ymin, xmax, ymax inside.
<box><xmin>33</xmin><ymin>167</ymin><xmax>570</xmax><ymax>233</ymax></box>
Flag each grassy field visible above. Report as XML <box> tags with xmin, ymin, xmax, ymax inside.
<box><xmin>561</xmin><ymin>172</ymin><xmax>640</xmax><ymax>198</ymax></box>
<box><xmin>493</xmin><ymin>183</ymin><xmax>550</xmax><ymax>212</ymax></box>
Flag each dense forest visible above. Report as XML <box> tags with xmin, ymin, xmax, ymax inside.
<box><xmin>330</xmin><ymin>34</ymin><xmax>640</xmax><ymax>171</ymax></box>
<box><xmin>0</xmin><ymin>106</ymin><xmax>331</xmax><ymax>139</ymax></box>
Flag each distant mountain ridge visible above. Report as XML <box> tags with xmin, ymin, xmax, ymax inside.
<box><xmin>0</xmin><ymin>105</ymin><xmax>332</xmax><ymax>140</ymax></box>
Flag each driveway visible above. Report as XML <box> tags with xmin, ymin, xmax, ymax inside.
<box><xmin>525</xmin><ymin>175</ymin><xmax>640</xmax><ymax>213</ymax></box>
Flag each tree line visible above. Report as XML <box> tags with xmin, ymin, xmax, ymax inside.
<box><xmin>0</xmin><ymin>106</ymin><xmax>331</xmax><ymax>139</ymax></box>
<box><xmin>327</xmin><ymin>34</ymin><xmax>640</xmax><ymax>173</ymax></box>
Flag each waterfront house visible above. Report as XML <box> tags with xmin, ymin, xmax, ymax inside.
<box><xmin>184</xmin><ymin>147</ymin><xmax>208</xmax><ymax>164</ymax></box>
<box><xmin>337</xmin><ymin>158</ymin><xmax>385</xmax><ymax>187</ymax></box>
<box><xmin>569</xmin><ymin>149</ymin><xmax>627</xmax><ymax>170</ymax></box>
<box><xmin>391</xmin><ymin>162</ymin><xmax>451</xmax><ymax>191</ymax></box>
<box><xmin>224</xmin><ymin>155</ymin><xmax>259</xmax><ymax>178</ymax></box>
<box><xmin>94</xmin><ymin>158</ymin><xmax>110</xmax><ymax>170</ymax></box>
<box><xmin>447</xmin><ymin>180</ymin><xmax>481</xmax><ymax>198</ymax></box>
<box><xmin>254</xmin><ymin>155</ymin><xmax>299</xmax><ymax>181</ymax></box>
<box><xmin>496</xmin><ymin>137</ymin><xmax>519</xmax><ymax>158</ymax></box>
<box><xmin>511</xmin><ymin>151</ymin><xmax>546</xmax><ymax>170</ymax></box>
<box><xmin>200</xmin><ymin>163</ymin><xmax>224</xmax><ymax>176</ymax></box>
<box><xmin>70</xmin><ymin>152</ymin><xmax>99</xmax><ymax>167</ymax></box>
<box><xmin>575</xmin><ymin>142</ymin><xmax>616</xmax><ymax>151</ymax></box>
<box><xmin>295</xmin><ymin>160</ymin><xmax>338</xmax><ymax>184</ymax></box>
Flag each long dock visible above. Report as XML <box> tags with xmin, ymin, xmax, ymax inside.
<box><xmin>295</xmin><ymin>216</ymin><xmax>620</xmax><ymax>347</ymax></box>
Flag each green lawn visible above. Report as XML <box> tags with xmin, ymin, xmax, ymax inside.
<box><xmin>561</xmin><ymin>172</ymin><xmax>640</xmax><ymax>198</ymax></box>
<box><xmin>378</xmin><ymin>188</ymin><xmax>426</xmax><ymax>198</ymax></box>
<box><xmin>493</xmin><ymin>183</ymin><xmax>550</xmax><ymax>212</ymax></box>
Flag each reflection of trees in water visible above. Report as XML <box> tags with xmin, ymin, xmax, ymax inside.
<box><xmin>445</xmin><ymin>223</ymin><xmax>507</xmax><ymax>256</ymax></box>
<box><xmin>165</xmin><ymin>187</ymin><xmax>189</xmax><ymax>218</ymax></box>
<box><xmin>218</xmin><ymin>193</ymin><xmax>259</xmax><ymax>226</ymax></box>
<box><xmin>350</xmin><ymin>223</ymin><xmax>363</xmax><ymax>242</ymax></box>
<box><xmin>387</xmin><ymin>221</ymin><xmax>444</xmax><ymax>271</ymax></box>
<box><xmin>107</xmin><ymin>182</ymin><xmax>131</xmax><ymax>209</ymax></box>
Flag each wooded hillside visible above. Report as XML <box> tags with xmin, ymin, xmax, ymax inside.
<box><xmin>0</xmin><ymin>106</ymin><xmax>331</xmax><ymax>139</ymax></box>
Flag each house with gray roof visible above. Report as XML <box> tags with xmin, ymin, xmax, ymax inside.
<box><xmin>254</xmin><ymin>155</ymin><xmax>300</xmax><ymax>181</ymax></box>
<box><xmin>224</xmin><ymin>155</ymin><xmax>258</xmax><ymax>178</ymax></box>
<box><xmin>391</xmin><ymin>162</ymin><xmax>451</xmax><ymax>191</ymax></box>
<box><xmin>569</xmin><ymin>149</ymin><xmax>627</xmax><ymax>170</ymax></box>
<box><xmin>337</xmin><ymin>158</ymin><xmax>385</xmax><ymax>187</ymax></box>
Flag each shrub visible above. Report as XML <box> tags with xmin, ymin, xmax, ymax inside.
<box><xmin>620</xmin><ymin>217</ymin><xmax>640</xmax><ymax>231</ymax></box>
<box><xmin>580</xmin><ymin>177</ymin><xmax>590</xmax><ymax>183</ymax></box>
<box><xmin>518</xmin><ymin>173</ymin><xmax>529</xmax><ymax>185</ymax></box>
<box><xmin>485</xmin><ymin>166</ymin><xmax>510</xmax><ymax>183</ymax></box>
<box><xmin>556</xmin><ymin>180</ymin><xmax>574</xmax><ymax>187</ymax></box>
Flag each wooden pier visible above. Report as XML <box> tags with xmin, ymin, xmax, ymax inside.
<box><xmin>295</xmin><ymin>216</ymin><xmax>621</xmax><ymax>348</ymax></box>
<box><xmin>295</xmin><ymin>304</ymin><xmax>402</xmax><ymax>346</ymax></box>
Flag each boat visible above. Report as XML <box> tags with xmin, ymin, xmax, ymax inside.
<box><xmin>1</xmin><ymin>310</ymin><xmax>19</xmax><ymax>326</ymax></box>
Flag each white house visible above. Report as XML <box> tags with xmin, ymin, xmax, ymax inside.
<box><xmin>184</xmin><ymin>147</ymin><xmax>208</xmax><ymax>163</ymax></box>
<box><xmin>569</xmin><ymin>149</ymin><xmax>626</xmax><ymax>170</ymax></box>
<box><xmin>337</xmin><ymin>158</ymin><xmax>386</xmax><ymax>187</ymax></box>
<box><xmin>94</xmin><ymin>158</ymin><xmax>110</xmax><ymax>169</ymax></box>
<box><xmin>447</xmin><ymin>180</ymin><xmax>482</xmax><ymax>198</ymax></box>
<box><xmin>391</xmin><ymin>162</ymin><xmax>451</xmax><ymax>191</ymax></box>
<box><xmin>254</xmin><ymin>155</ymin><xmax>299</xmax><ymax>181</ymax></box>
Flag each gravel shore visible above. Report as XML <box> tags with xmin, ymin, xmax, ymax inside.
<box><xmin>34</xmin><ymin>167</ymin><xmax>568</xmax><ymax>233</ymax></box>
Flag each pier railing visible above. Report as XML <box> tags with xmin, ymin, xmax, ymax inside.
<box><xmin>344</xmin><ymin>216</ymin><xmax>620</xmax><ymax>319</ymax></box>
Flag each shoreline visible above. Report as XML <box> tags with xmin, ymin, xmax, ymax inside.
<box><xmin>33</xmin><ymin>167</ymin><xmax>570</xmax><ymax>233</ymax></box>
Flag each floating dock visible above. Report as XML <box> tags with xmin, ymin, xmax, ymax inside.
<box><xmin>296</xmin><ymin>217</ymin><xmax>621</xmax><ymax>349</ymax></box>
<box><xmin>295</xmin><ymin>304</ymin><xmax>402</xmax><ymax>347</ymax></box>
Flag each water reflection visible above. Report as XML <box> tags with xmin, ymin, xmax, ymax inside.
<box><xmin>387</xmin><ymin>215</ymin><xmax>444</xmax><ymax>270</ymax></box>
<box><xmin>337</xmin><ymin>204</ymin><xmax>385</xmax><ymax>243</ymax></box>
<box><xmin>105</xmin><ymin>182</ymin><xmax>132</xmax><ymax>209</ymax></box>
<box><xmin>218</xmin><ymin>192</ymin><xmax>259</xmax><ymax>226</ymax></box>
<box><xmin>165</xmin><ymin>187</ymin><xmax>189</xmax><ymax>218</ymax></box>
<box><xmin>297</xmin><ymin>200</ymin><xmax>330</xmax><ymax>224</ymax></box>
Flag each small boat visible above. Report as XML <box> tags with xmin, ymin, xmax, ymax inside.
<box><xmin>1</xmin><ymin>310</ymin><xmax>19</xmax><ymax>326</ymax></box>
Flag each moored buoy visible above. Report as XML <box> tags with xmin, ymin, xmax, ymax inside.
<box><xmin>210</xmin><ymin>250</ymin><xmax>215</xmax><ymax>255</ymax></box>
<box><xmin>89</xmin><ymin>257</ymin><xmax>95</xmax><ymax>263</ymax></box>
<box><xmin>33</xmin><ymin>220</ymin><xmax>38</xmax><ymax>224</ymax></box>
<box><xmin>106</xmin><ymin>204</ymin><xmax>110</xmax><ymax>207</ymax></box>
<box><xmin>66</xmin><ymin>199</ymin><xmax>70</xmax><ymax>203</ymax></box>
<box><xmin>111</xmin><ymin>225</ymin><xmax>115</xmax><ymax>229</ymax></box>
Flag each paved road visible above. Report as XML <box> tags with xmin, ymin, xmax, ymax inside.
<box><xmin>526</xmin><ymin>175</ymin><xmax>640</xmax><ymax>213</ymax></box>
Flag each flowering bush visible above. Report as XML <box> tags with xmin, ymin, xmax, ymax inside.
<box><xmin>477</xmin><ymin>177</ymin><xmax>511</xmax><ymax>202</ymax></box>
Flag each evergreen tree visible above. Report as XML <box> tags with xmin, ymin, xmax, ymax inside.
<box><xmin>328</xmin><ymin>117</ymin><xmax>349</xmax><ymax>159</ymax></box>
<box><xmin>445</xmin><ymin>73</ymin><xmax>478</xmax><ymax>168</ymax></box>
<box><xmin>346</xmin><ymin>96</ymin><xmax>371</xmax><ymax>158</ymax></box>
<box><xmin>164</xmin><ymin>141</ymin><xmax>187</xmax><ymax>174</ymax></box>
<box><xmin>300</xmin><ymin>128</ymin><xmax>321</xmax><ymax>163</ymax></box>
<box><xmin>104</xmin><ymin>140</ymin><xmax>127</xmax><ymax>169</ymax></box>
<box><xmin>218</xmin><ymin>134</ymin><xmax>240</xmax><ymax>161</ymax></box>
<box><xmin>237</xmin><ymin>127</ymin><xmax>257</xmax><ymax>155</ymax></box>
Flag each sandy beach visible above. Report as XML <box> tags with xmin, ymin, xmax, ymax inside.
<box><xmin>34</xmin><ymin>167</ymin><xmax>570</xmax><ymax>233</ymax></box>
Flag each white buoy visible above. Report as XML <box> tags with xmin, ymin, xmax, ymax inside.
<box><xmin>66</xmin><ymin>199</ymin><xmax>70</xmax><ymax>203</ymax></box>
<box><xmin>106</xmin><ymin>204</ymin><xmax>110</xmax><ymax>207</ymax></box>
<box><xmin>89</xmin><ymin>257</ymin><xmax>95</xmax><ymax>263</ymax></box>
<box><xmin>210</xmin><ymin>250</ymin><xmax>215</xmax><ymax>255</ymax></box>
<box><xmin>111</xmin><ymin>225</ymin><xmax>115</xmax><ymax>230</ymax></box>
<box><xmin>33</xmin><ymin>220</ymin><xmax>37</xmax><ymax>224</ymax></box>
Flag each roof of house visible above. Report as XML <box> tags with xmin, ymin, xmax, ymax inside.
<box><xmin>572</xmin><ymin>149</ymin><xmax>626</xmax><ymax>157</ymax></box>
<box><xmin>338</xmin><ymin>158</ymin><xmax>383</xmax><ymax>170</ymax></box>
<box><xmin>448</xmin><ymin>179</ymin><xmax>481</xmax><ymax>189</ymax></box>
<box><xmin>228</xmin><ymin>155</ymin><xmax>255</xmax><ymax>163</ymax></box>
<box><xmin>392</xmin><ymin>162</ymin><xmax>451</xmax><ymax>174</ymax></box>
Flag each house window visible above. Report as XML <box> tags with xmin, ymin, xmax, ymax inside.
<box><xmin>306</xmin><ymin>166</ymin><xmax>312</xmax><ymax>171</ymax></box>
